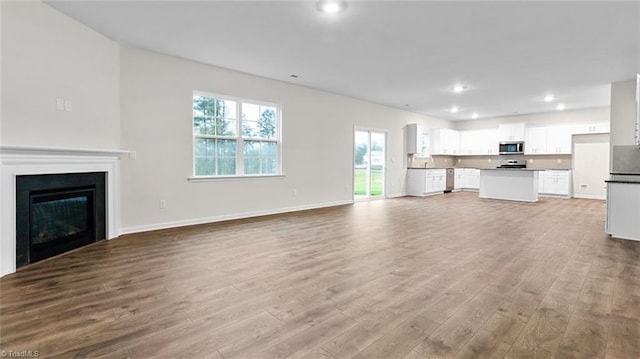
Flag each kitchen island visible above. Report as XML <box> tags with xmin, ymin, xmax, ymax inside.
<box><xmin>479</xmin><ymin>169</ymin><xmax>541</xmax><ymax>202</ymax></box>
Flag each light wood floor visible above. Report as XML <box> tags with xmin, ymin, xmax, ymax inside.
<box><xmin>1</xmin><ymin>192</ymin><xmax>639</xmax><ymax>358</ymax></box>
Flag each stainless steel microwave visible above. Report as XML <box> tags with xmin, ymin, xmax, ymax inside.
<box><xmin>499</xmin><ymin>141</ymin><xmax>524</xmax><ymax>155</ymax></box>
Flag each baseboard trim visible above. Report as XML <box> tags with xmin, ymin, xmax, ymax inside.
<box><xmin>119</xmin><ymin>200</ymin><xmax>354</xmax><ymax>235</ymax></box>
<box><xmin>539</xmin><ymin>193</ymin><xmax>572</xmax><ymax>199</ymax></box>
<box><xmin>573</xmin><ymin>194</ymin><xmax>606</xmax><ymax>200</ymax></box>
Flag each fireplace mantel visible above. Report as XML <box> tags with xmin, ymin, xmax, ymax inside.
<box><xmin>1</xmin><ymin>145</ymin><xmax>132</xmax><ymax>276</ymax></box>
<box><xmin>1</xmin><ymin>145</ymin><xmax>134</xmax><ymax>158</ymax></box>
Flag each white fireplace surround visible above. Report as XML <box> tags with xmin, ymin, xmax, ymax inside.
<box><xmin>0</xmin><ymin>145</ymin><xmax>132</xmax><ymax>277</ymax></box>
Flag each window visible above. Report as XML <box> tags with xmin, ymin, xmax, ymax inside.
<box><xmin>193</xmin><ymin>92</ymin><xmax>280</xmax><ymax>177</ymax></box>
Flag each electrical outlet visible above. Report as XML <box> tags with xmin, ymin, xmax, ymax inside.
<box><xmin>488</xmin><ymin>159</ymin><xmax>492</xmax><ymax>163</ymax></box>
<box><xmin>529</xmin><ymin>159</ymin><xmax>534</xmax><ymax>163</ymax></box>
<box><xmin>557</xmin><ymin>159</ymin><xmax>562</xmax><ymax>164</ymax></box>
<box><xmin>56</xmin><ymin>98</ymin><xmax>64</xmax><ymax>111</ymax></box>
<box><xmin>159</xmin><ymin>199</ymin><xmax>167</xmax><ymax>209</ymax></box>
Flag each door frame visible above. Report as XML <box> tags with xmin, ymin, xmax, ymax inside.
<box><xmin>353</xmin><ymin>126</ymin><xmax>388</xmax><ymax>201</ymax></box>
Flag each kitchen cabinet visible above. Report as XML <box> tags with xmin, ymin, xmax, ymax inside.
<box><xmin>460</xmin><ymin>129</ymin><xmax>498</xmax><ymax>155</ymax></box>
<box><xmin>406</xmin><ymin>124</ymin><xmax>428</xmax><ymax>157</ymax></box>
<box><xmin>464</xmin><ymin>168</ymin><xmax>480</xmax><ymax>189</ymax></box>
<box><xmin>498</xmin><ymin>123</ymin><xmax>525</xmax><ymax>142</ymax></box>
<box><xmin>453</xmin><ymin>168</ymin><xmax>480</xmax><ymax>189</ymax></box>
<box><xmin>573</xmin><ymin>122</ymin><xmax>610</xmax><ymax>134</ymax></box>
<box><xmin>525</xmin><ymin>127</ymin><xmax>547</xmax><ymax>155</ymax></box>
<box><xmin>459</xmin><ymin>131</ymin><xmax>475</xmax><ymax>155</ymax></box>
<box><xmin>430</xmin><ymin>129</ymin><xmax>460</xmax><ymax>155</ymax></box>
<box><xmin>427</xmin><ymin>121</ymin><xmax>609</xmax><ymax>158</ymax></box>
<box><xmin>540</xmin><ymin>170</ymin><xmax>572</xmax><ymax>197</ymax></box>
<box><xmin>606</xmin><ymin>181</ymin><xmax>640</xmax><ymax>241</ymax></box>
<box><xmin>546</xmin><ymin>125</ymin><xmax>573</xmax><ymax>154</ymax></box>
<box><xmin>426</xmin><ymin>169</ymin><xmax>447</xmax><ymax>193</ymax></box>
<box><xmin>479</xmin><ymin>129</ymin><xmax>499</xmax><ymax>155</ymax></box>
<box><xmin>406</xmin><ymin>169</ymin><xmax>446</xmax><ymax>196</ymax></box>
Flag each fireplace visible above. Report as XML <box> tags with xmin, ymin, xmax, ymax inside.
<box><xmin>16</xmin><ymin>172</ymin><xmax>107</xmax><ymax>268</ymax></box>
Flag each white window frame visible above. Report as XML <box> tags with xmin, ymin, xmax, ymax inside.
<box><xmin>190</xmin><ymin>90</ymin><xmax>283</xmax><ymax>180</ymax></box>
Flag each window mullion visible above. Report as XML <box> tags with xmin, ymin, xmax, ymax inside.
<box><xmin>237</xmin><ymin>102</ymin><xmax>244</xmax><ymax>175</ymax></box>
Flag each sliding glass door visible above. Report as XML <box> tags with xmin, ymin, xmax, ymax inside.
<box><xmin>354</xmin><ymin>129</ymin><xmax>386</xmax><ymax>200</ymax></box>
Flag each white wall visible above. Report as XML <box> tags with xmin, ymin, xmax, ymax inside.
<box><xmin>119</xmin><ymin>46</ymin><xmax>449</xmax><ymax>232</ymax></box>
<box><xmin>454</xmin><ymin>107</ymin><xmax>610</xmax><ymax>131</ymax></box>
<box><xmin>0</xmin><ymin>1</ymin><xmax>120</xmax><ymax>149</ymax></box>
<box><xmin>572</xmin><ymin>134</ymin><xmax>609</xmax><ymax>200</ymax></box>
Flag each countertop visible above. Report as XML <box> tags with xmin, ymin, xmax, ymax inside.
<box><xmin>407</xmin><ymin>167</ymin><xmax>452</xmax><ymax>170</ymax></box>
<box><xmin>408</xmin><ymin>167</ymin><xmax>570</xmax><ymax>171</ymax></box>
<box><xmin>606</xmin><ymin>174</ymin><xmax>640</xmax><ymax>184</ymax></box>
<box><xmin>481</xmin><ymin>168</ymin><xmax>544</xmax><ymax>171</ymax></box>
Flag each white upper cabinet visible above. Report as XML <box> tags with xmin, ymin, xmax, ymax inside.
<box><xmin>546</xmin><ymin>125</ymin><xmax>573</xmax><ymax>154</ymax></box>
<box><xmin>459</xmin><ymin>131</ymin><xmax>476</xmax><ymax>155</ymax></box>
<box><xmin>460</xmin><ymin>129</ymin><xmax>498</xmax><ymax>155</ymax></box>
<box><xmin>525</xmin><ymin>127</ymin><xmax>547</xmax><ymax>155</ymax></box>
<box><xmin>430</xmin><ymin>129</ymin><xmax>460</xmax><ymax>155</ymax></box>
<box><xmin>425</xmin><ymin>121</ymin><xmax>608</xmax><ymax>157</ymax></box>
<box><xmin>572</xmin><ymin>122</ymin><xmax>610</xmax><ymax>134</ymax></box>
<box><xmin>478</xmin><ymin>129</ymin><xmax>499</xmax><ymax>155</ymax></box>
<box><xmin>498</xmin><ymin>123</ymin><xmax>526</xmax><ymax>142</ymax></box>
<box><xmin>406</xmin><ymin>124</ymin><xmax>427</xmax><ymax>156</ymax></box>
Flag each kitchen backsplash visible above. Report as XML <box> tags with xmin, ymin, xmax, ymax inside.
<box><xmin>409</xmin><ymin>154</ymin><xmax>572</xmax><ymax>170</ymax></box>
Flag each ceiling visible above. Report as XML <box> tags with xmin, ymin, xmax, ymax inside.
<box><xmin>46</xmin><ymin>1</ymin><xmax>640</xmax><ymax>121</ymax></box>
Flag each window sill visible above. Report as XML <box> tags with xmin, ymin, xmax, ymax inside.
<box><xmin>188</xmin><ymin>174</ymin><xmax>286</xmax><ymax>182</ymax></box>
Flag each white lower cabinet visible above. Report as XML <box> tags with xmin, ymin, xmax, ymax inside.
<box><xmin>463</xmin><ymin>168</ymin><xmax>480</xmax><ymax>190</ymax></box>
<box><xmin>407</xmin><ymin>169</ymin><xmax>446</xmax><ymax>196</ymax></box>
<box><xmin>538</xmin><ymin>170</ymin><xmax>572</xmax><ymax>197</ymax></box>
<box><xmin>452</xmin><ymin>168</ymin><xmax>480</xmax><ymax>190</ymax></box>
<box><xmin>606</xmin><ymin>182</ymin><xmax>640</xmax><ymax>241</ymax></box>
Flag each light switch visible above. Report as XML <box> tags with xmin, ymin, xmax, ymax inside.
<box><xmin>64</xmin><ymin>100</ymin><xmax>72</xmax><ymax>112</ymax></box>
<box><xmin>56</xmin><ymin>98</ymin><xmax>64</xmax><ymax>111</ymax></box>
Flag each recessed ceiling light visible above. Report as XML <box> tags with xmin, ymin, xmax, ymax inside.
<box><xmin>451</xmin><ymin>106</ymin><xmax>459</xmax><ymax>113</ymax></box>
<box><xmin>472</xmin><ymin>113</ymin><xmax>479</xmax><ymax>119</ymax></box>
<box><xmin>452</xmin><ymin>85</ymin><xmax>467</xmax><ymax>93</ymax></box>
<box><xmin>317</xmin><ymin>1</ymin><xmax>345</xmax><ymax>14</ymax></box>
<box><xmin>544</xmin><ymin>95</ymin><xmax>555</xmax><ymax>102</ymax></box>
<box><xmin>556</xmin><ymin>103</ymin><xmax>566</xmax><ymax>111</ymax></box>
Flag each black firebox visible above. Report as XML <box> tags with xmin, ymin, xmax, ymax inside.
<box><xmin>16</xmin><ymin>172</ymin><xmax>106</xmax><ymax>268</ymax></box>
